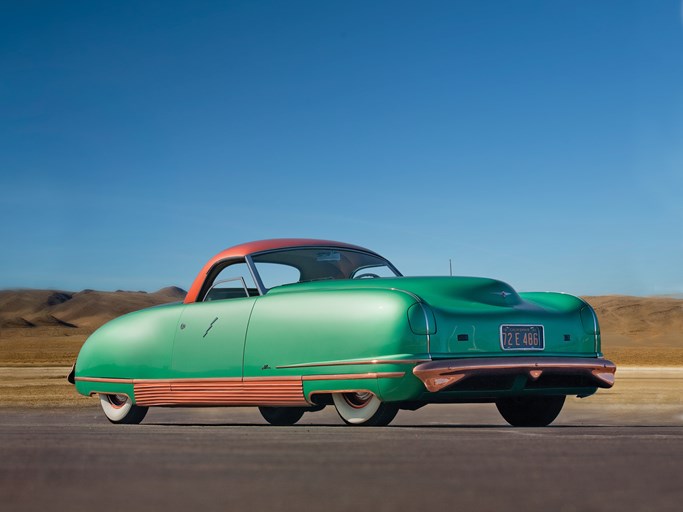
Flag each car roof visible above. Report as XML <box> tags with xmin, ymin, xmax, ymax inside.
<box><xmin>184</xmin><ymin>238</ymin><xmax>378</xmax><ymax>303</ymax></box>
<box><xmin>212</xmin><ymin>238</ymin><xmax>374</xmax><ymax>259</ymax></box>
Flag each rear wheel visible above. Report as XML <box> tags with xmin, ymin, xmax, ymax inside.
<box><xmin>258</xmin><ymin>406</ymin><xmax>306</xmax><ymax>426</ymax></box>
<box><xmin>99</xmin><ymin>393</ymin><xmax>148</xmax><ymax>424</ymax></box>
<box><xmin>495</xmin><ymin>395</ymin><xmax>565</xmax><ymax>427</ymax></box>
<box><xmin>332</xmin><ymin>392</ymin><xmax>398</xmax><ymax>426</ymax></box>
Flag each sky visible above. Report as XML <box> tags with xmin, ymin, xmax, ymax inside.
<box><xmin>1</xmin><ymin>0</ymin><xmax>682</xmax><ymax>296</ymax></box>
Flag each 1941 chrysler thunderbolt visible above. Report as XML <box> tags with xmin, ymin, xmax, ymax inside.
<box><xmin>70</xmin><ymin>239</ymin><xmax>616</xmax><ymax>427</ymax></box>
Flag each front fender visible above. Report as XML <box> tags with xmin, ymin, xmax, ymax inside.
<box><xmin>74</xmin><ymin>302</ymin><xmax>184</xmax><ymax>385</ymax></box>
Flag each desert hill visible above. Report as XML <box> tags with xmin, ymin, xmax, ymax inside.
<box><xmin>0</xmin><ymin>287</ymin><xmax>187</xmax><ymax>330</ymax></box>
<box><xmin>0</xmin><ymin>289</ymin><xmax>681</xmax><ymax>367</ymax></box>
<box><xmin>0</xmin><ymin>288</ymin><xmax>680</xmax><ymax>349</ymax></box>
<box><xmin>583</xmin><ymin>295</ymin><xmax>683</xmax><ymax>348</ymax></box>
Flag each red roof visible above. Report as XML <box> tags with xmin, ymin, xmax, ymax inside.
<box><xmin>184</xmin><ymin>238</ymin><xmax>375</xmax><ymax>303</ymax></box>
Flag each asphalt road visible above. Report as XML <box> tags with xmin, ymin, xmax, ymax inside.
<box><xmin>1</xmin><ymin>400</ymin><xmax>682</xmax><ymax>512</ymax></box>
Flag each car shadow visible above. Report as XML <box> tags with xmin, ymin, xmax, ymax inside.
<box><xmin>138</xmin><ymin>422</ymin><xmax>672</xmax><ymax>429</ymax></box>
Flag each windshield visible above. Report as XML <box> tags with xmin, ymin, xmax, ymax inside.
<box><xmin>250</xmin><ymin>247</ymin><xmax>401</xmax><ymax>290</ymax></box>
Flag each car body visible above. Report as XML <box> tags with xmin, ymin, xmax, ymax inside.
<box><xmin>70</xmin><ymin>238</ymin><xmax>616</xmax><ymax>426</ymax></box>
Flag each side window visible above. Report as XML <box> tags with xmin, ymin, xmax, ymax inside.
<box><xmin>203</xmin><ymin>262</ymin><xmax>258</xmax><ymax>301</ymax></box>
<box><xmin>254</xmin><ymin>262</ymin><xmax>300</xmax><ymax>289</ymax></box>
<box><xmin>350</xmin><ymin>264</ymin><xmax>397</xmax><ymax>279</ymax></box>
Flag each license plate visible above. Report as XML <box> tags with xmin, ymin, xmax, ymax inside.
<box><xmin>500</xmin><ymin>325</ymin><xmax>544</xmax><ymax>350</ymax></box>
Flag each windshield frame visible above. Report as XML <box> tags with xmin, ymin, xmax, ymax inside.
<box><xmin>245</xmin><ymin>246</ymin><xmax>402</xmax><ymax>294</ymax></box>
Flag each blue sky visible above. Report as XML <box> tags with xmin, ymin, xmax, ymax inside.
<box><xmin>1</xmin><ymin>0</ymin><xmax>682</xmax><ymax>296</ymax></box>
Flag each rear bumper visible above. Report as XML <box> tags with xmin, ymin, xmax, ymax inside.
<box><xmin>413</xmin><ymin>357</ymin><xmax>616</xmax><ymax>392</ymax></box>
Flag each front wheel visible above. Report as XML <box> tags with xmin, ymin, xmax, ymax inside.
<box><xmin>99</xmin><ymin>394</ymin><xmax>148</xmax><ymax>424</ymax></box>
<box><xmin>332</xmin><ymin>392</ymin><xmax>398</xmax><ymax>426</ymax></box>
<box><xmin>495</xmin><ymin>395</ymin><xmax>565</xmax><ymax>427</ymax></box>
<box><xmin>258</xmin><ymin>406</ymin><xmax>306</xmax><ymax>426</ymax></box>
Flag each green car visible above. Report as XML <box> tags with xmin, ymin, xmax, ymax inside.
<box><xmin>70</xmin><ymin>238</ymin><xmax>615</xmax><ymax>427</ymax></box>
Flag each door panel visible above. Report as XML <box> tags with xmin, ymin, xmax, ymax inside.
<box><xmin>171</xmin><ymin>298</ymin><xmax>256</xmax><ymax>379</ymax></box>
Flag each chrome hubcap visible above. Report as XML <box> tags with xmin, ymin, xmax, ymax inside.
<box><xmin>108</xmin><ymin>394</ymin><xmax>128</xmax><ymax>408</ymax></box>
<box><xmin>342</xmin><ymin>392</ymin><xmax>373</xmax><ymax>409</ymax></box>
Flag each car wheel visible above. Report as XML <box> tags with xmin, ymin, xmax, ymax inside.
<box><xmin>495</xmin><ymin>395</ymin><xmax>565</xmax><ymax>427</ymax></box>
<box><xmin>258</xmin><ymin>406</ymin><xmax>306</xmax><ymax>426</ymax></box>
<box><xmin>332</xmin><ymin>392</ymin><xmax>399</xmax><ymax>426</ymax></box>
<box><xmin>99</xmin><ymin>393</ymin><xmax>149</xmax><ymax>424</ymax></box>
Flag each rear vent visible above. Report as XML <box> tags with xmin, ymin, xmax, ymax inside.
<box><xmin>563</xmin><ymin>334</ymin><xmax>571</xmax><ymax>341</ymax></box>
<box><xmin>457</xmin><ymin>334</ymin><xmax>469</xmax><ymax>341</ymax></box>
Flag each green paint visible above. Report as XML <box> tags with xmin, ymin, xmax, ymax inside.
<box><xmin>74</xmin><ymin>276</ymin><xmax>605</xmax><ymax>404</ymax></box>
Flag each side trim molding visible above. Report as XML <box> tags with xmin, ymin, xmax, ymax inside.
<box><xmin>75</xmin><ymin>372</ymin><xmax>406</xmax><ymax>406</ymax></box>
<box><xmin>277</xmin><ymin>359</ymin><xmax>429</xmax><ymax>369</ymax></box>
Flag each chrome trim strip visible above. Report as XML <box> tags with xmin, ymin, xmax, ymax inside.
<box><xmin>242</xmin><ymin>376</ymin><xmax>303</xmax><ymax>382</ymax></box>
<box><xmin>138</xmin><ymin>377</ymin><xmax>243</xmax><ymax>384</ymax></box>
<box><xmin>276</xmin><ymin>359</ymin><xmax>430</xmax><ymax>369</ymax></box>
<box><xmin>245</xmin><ymin>255</ymin><xmax>266</xmax><ymax>295</ymax></box>
<box><xmin>302</xmin><ymin>372</ymin><xmax>405</xmax><ymax>381</ymax></box>
<box><xmin>143</xmin><ymin>376</ymin><xmax>299</xmax><ymax>384</ymax></box>
<box><xmin>203</xmin><ymin>276</ymin><xmax>250</xmax><ymax>302</ymax></box>
<box><xmin>76</xmin><ymin>373</ymin><xmax>404</xmax><ymax>385</ymax></box>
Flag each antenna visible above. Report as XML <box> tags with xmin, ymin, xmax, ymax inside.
<box><xmin>449</xmin><ymin>259</ymin><xmax>452</xmax><ymax>277</ymax></box>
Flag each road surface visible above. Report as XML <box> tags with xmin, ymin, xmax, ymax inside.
<box><xmin>1</xmin><ymin>396</ymin><xmax>682</xmax><ymax>512</ymax></box>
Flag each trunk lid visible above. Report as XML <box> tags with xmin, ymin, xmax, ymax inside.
<box><xmin>271</xmin><ymin>276</ymin><xmax>599</xmax><ymax>358</ymax></box>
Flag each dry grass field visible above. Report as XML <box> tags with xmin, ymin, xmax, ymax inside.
<box><xmin>0</xmin><ymin>289</ymin><xmax>681</xmax><ymax>407</ymax></box>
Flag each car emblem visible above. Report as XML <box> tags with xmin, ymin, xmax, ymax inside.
<box><xmin>499</xmin><ymin>291</ymin><xmax>510</xmax><ymax>298</ymax></box>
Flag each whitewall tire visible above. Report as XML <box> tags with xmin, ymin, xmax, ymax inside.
<box><xmin>332</xmin><ymin>392</ymin><xmax>398</xmax><ymax>426</ymax></box>
<box><xmin>99</xmin><ymin>394</ymin><xmax>148</xmax><ymax>424</ymax></box>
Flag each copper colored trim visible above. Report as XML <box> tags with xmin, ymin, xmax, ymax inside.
<box><xmin>75</xmin><ymin>377</ymin><xmax>134</xmax><ymax>384</ymax></box>
<box><xmin>529</xmin><ymin>369</ymin><xmax>543</xmax><ymax>380</ymax></box>
<box><xmin>242</xmin><ymin>376</ymin><xmax>303</xmax><ymax>382</ymax></box>
<box><xmin>302</xmin><ymin>372</ymin><xmax>405</xmax><ymax>381</ymax></box>
<box><xmin>134</xmin><ymin>378</ymin><xmax>308</xmax><ymax>407</ymax></box>
<box><xmin>421</xmin><ymin>374</ymin><xmax>467</xmax><ymax>392</ymax></box>
<box><xmin>79</xmin><ymin>372</ymin><xmax>405</xmax><ymax>407</ymax></box>
<box><xmin>132</xmin><ymin>376</ymin><xmax>302</xmax><ymax>384</ymax></box>
<box><xmin>135</xmin><ymin>377</ymin><xmax>242</xmax><ymax>384</ymax></box>
<box><xmin>413</xmin><ymin>357</ymin><xmax>616</xmax><ymax>392</ymax></box>
<box><xmin>276</xmin><ymin>359</ymin><xmax>430</xmax><ymax>369</ymax></box>
<box><xmin>591</xmin><ymin>369</ymin><xmax>615</xmax><ymax>387</ymax></box>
